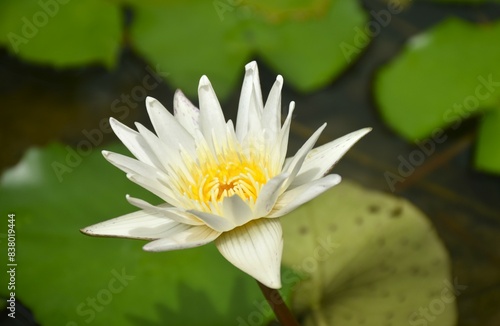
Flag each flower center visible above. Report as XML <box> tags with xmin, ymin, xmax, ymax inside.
<box><xmin>200</xmin><ymin>160</ymin><xmax>267</xmax><ymax>202</ymax></box>
<box><xmin>174</xmin><ymin>146</ymin><xmax>271</xmax><ymax>211</ymax></box>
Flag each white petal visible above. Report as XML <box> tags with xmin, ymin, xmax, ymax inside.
<box><xmin>102</xmin><ymin>150</ymin><xmax>158</xmax><ymax>177</ymax></box>
<box><xmin>109</xmin><ymin>118</ymin><xmax>161</xmax><ymax>168</ymax></box>
<box><xmin>269</xmin><ymin>174</ymin><xmax>342</xmax><ymax>218</ymax></box>
<box><xmin>221</xmin><ymin>195</ymin><xmax>254</xmax><ymax>227</ymax></box>
<box><xmin>272</xmin><ymin>102</ymin><xmax>295</xmax><ymax>171</ymax></box>
<box><xmin>134</xmin><ymin>122</ymin><xmax>178</xmax><ymax>172</ymax></box>
<box><xmin>198</xmin><ymin>75</ymin><xmax>227</xmax><ymax>148</ymax></box>
<box><xmin>173</xmin><ymin>90</ymin><xmax>200</xmax><ymax>137</ymax></box>
<box><xmin>80</xmin><ymin>209</ymin><xmax>182</xmax><ymax>240</ymax></box>
<box><xmin>188</xmin><ymin>210</ymin><xmax>235</xmax><ymax>232</ymax></box>
<box><xmin>143</xmin><ymin>225</ymin><xmax>220</xmax><ymax>251</ymax></box>
<box><xmin>127</xmin><ymin>173</ymin><xmax>179</xmax><ymax>206</ymax></box>
<box><xmin>282</xmin><ymin>123</ymin><xmax>327</xmax><ymax>189</ymax></box>
<box><xmin>145</xmin><ymin>96</ymin><xmax>195</xmax><ymax>155</ymax></box>
<box><xmin>126</xmin><ymin>195</ymin><xmax>202</xmax><ymax>226</ymax></box>
<box><xmin>249</xmin><ymin>62</ymin><xmax>264</xmax><ymax>113</ymax></box>
<box><xmin>236</xmin><ymin>61</ymin><xmax>263</xmax><ymax>141</ymax></box>
<box><xmin>261</xmin><ymin>75</ymin><xmax>283</xmax><ymax>145</ymax></box>
<box><xmin>254</xmin><ymin>172</ymin><xmax>290</xmax><ymax>218</ymax></box>
<box><xmin>215</xmin><ymin>218</ymin><xmax>283</xmax><ymax>289</ymax></box>
<box><xmin>290</xmin><ymin>128</ymin><xmax>372</xmax><ymax>188</ymax></box>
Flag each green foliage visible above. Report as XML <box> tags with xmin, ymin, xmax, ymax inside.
<box><xmin>251</xmin><ymin>0</ymin><xmax>367</xmax><ymax>93</ymax></box>
<box><xmin>281</xmin><ymin>181</ymin><xmax>456</xmax><ymax>326</ymax></box>
<box><xmin>130</xmin><ymin>0</ymin><xmax>367</xmax><ymax>98</ymax></box>
<box><xmin>375</xmin><ymin>18</ymin><xmax>500</xmax><ymax>173</ymax></box>
<box><xmin>130</xmin><ymin>0</ymin><xmax>252</xmax><ymax>100</ymax></box>
<box><xmin>0</xmin><ymin>140</ymin><xmax>457</xmax><ymax>325</ymax></box>
<box><xmin>0</xmin><ymin>0</ymin><xmax>122</xmax><ymax>67</ymax></box>
<box><xmin>0</xmin><ymin>0</ymin><xmax>367</xmax><ymax>98</ymax></box>
<box><xmin>0</xmin><ymin>143</ymin><xmax>275</xmax><ymax>325</ymax></box>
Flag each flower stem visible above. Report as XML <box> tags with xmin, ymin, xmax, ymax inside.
<box><xmin>257</xmin><ymin>281</ymin><xmax>300</xmax><ymax>326</ymax></box>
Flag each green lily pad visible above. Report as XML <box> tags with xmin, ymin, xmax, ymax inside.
<box><xmin>252</xmin><ymin>0</ymin><xmax>368</xmax><ymax>92</ymax></box>
<box><xmin>281</xmin><ymin>181</ymin><xmax>456</xmax><ymax>326</ymax></box>
<box><xmin>130</xmin><ymin>0</ymin><xmax>252</xmax><ymax>100</ymax></box>
<box><xmin>375</xmin><ymin>18</ymin><xmax>500</xmax><ymax>173</ymax></box>
<box><xmin>0</xmin><ymin>0</ymin><xmax>122</xmax><ymax>67</ymax></box>
<box><xmin>0</xmin><ymin>143</ymin><xmax>277</xmax><ymax>325</ymax></box>
<box><xmin>130</xmin><ymin>0</ymin><xmax>367</xmax><ymax>98</ymax></box>
<box><xmin>476</xmin><ymin>107</ymin><xmax>500</xmax><ymax>172</ymax></box>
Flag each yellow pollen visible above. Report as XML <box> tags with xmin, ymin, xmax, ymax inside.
<box><xmin>177</xmin><ymin>149</ymin><xmax>269</xmax><ymax>207</ymax></box>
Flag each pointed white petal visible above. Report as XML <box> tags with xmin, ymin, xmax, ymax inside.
<box><xmin>102</xmin><ymin>150</ymin><xmax>158</xmax><ymax>177</ymax></box>
<box><xmin>249</xmin><ymin>62</ymin><xmax>264</xmax><ymax>113</ymax></box>
<box><xmin>173</xmin><ymin>90</ymin><xmax>200</xmax><ymax>137</ymax></box>
<box><xmin>225</xmin><ymin>119</ymin><xmax>238</xmax><ymax>146</ymax></box>
<box><xmin>145</xmin><ymin>97</ymin><xmax>195</xmax><ymax>155</ymax></box>
<box><xmin>109</xmin><ymin>118</ymin><xmax>160</xmax><ymax>167</ymax></box>
<box><xmin>198</xmin><ymin>75</ymin><xmax>227</xmax><ymax>147</ymax></box>
<box><xmin>291</xmin><ymin>128</ymin><xmax>372</xmax><ymax>188</ymax></box>
<box><xmin>134</xmin><ymin>122</ymin><xmax>176</xmax><ymax>172</ymax></box>
<box><xmin>282</xmin><ymin>123</ymin><xmax>327</xmax><ymax>189</ymax></box>
<box><xmin>127</xmin><ymin>173</ymin><xmax>179</xmax><ymax>206</ymax></box>
<box><xmin>236</xmin><ymin>61</ymin><xmax>263</xmax><ymax>141</ymax></box>
<box><xmin>261</xmin><ymin>75</ymin><xmax>283</xmax><ymax>144</ymax></box>
<box><xmin>254</xmin><ymin>172</ymin><xmax>290</xmax><ymax>217</ymax></box>
<box><xmin>269</xmin><ymin>174</ymin><xmax>341</xmax><ymax>218</ymax></box>
<box><xmin>245</xmin><ymin>87</ymin><xmax>263</xmax><ymax>140</ymax></box>
<box><xmin>188</xmin><ymin>210</ymin><xmax>235</xmax><ymax>232</ymax></box>
<box><xmin>143</xmin><ymin>225</ymin><xmax>220</xmax><ymax>251</ymax></box>
<box><xmin>80</xmin><ymin>209</ymin><xmax>182</xmax><ymax>240</ymax></box>
<box><xmin>126</xmin><ymin>195</ymin><xmax>202</xmax><ymax>226</ymax></box>
<box><xmin>221</xmin><ymin>195</ymin><xmax>254</xmax><ymax>227</ymax></box>
<box><xmin>215</xmin><ymin>218</ymin><xmax>283</xmax><ymax>289</ymax></box>
<box><xmin>272</xmin><ymin>102</ymin><xmax>295</xmax><ymax>171</ymax></box>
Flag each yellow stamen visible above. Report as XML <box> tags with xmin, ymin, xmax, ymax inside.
<box><xmin>173</xmin><ymin>144</ymin><xmax>271</xmax><ymax>210</ymax></box>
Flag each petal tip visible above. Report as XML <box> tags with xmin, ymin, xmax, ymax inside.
<box><xmin>331</xmin><ymin>173</ymin><xmax>342</xmax><ymax>185</ymax></box>
<box><xmin>142</xmin><ymin>242</ymin><xmax>161</xmax><ymax>252</ymax></box>
<box><xmin>199</xmin><ymin>75</ymin><xmax>210</xmax><ymax>88</ymax></box>
<box><xmin>245</xmin><ymin>61</ymin><xmax>257</xmax><ymax>71</ymax></box>
<box><xmin>145</xmin><ymin>96</ymin><xmax>156</xmax><ymax>104</ymax></box>
<box><xmin>80</xmin><ymin>227</ymin><xmax>92</xmax><ymax>235</ymax></box>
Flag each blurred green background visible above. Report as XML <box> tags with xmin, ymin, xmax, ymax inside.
<box><xmin>0</xmin><ymin>0</ymin><xmax>499</xmax><ymax>325</ymax></box>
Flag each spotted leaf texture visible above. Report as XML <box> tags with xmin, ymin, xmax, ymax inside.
<box><xmin>281</xmin><ymin>181</ymin><xmax>457</xmax><ymax>326</ymax></box>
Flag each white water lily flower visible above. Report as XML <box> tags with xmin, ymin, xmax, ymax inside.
<box><xmin>81</xmin><ymin>61</ymin><xmax>370</xmax><ymax>289</ymax></box>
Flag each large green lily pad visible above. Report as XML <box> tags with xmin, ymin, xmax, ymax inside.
<box><xmin>375</xmin><ymin>18</ymin><xmax>500</xmax><ymax>173</ymax></box>
<box><xmin>130</xmin><ymin>0</ymin><xmax>368</xmax><ymax>98</ymax></box>
<box><xmin>281</xmin><ymin>181</ymin><xmax>456</xmax><ymax>326</ymax></box>
<box><xmin>0</xmin><ymin>0</ymin><xmax>122</xmax><ymax>67</ymax></box>
<box><xmin>0</xmin><ymin>137</ymin><xmax>456</xmax><ymax>326</ymax></box>
<box><xmin>0</xmin><ymin>143</ymin><xmax>275</xmax><ymax>325</ymax></box>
